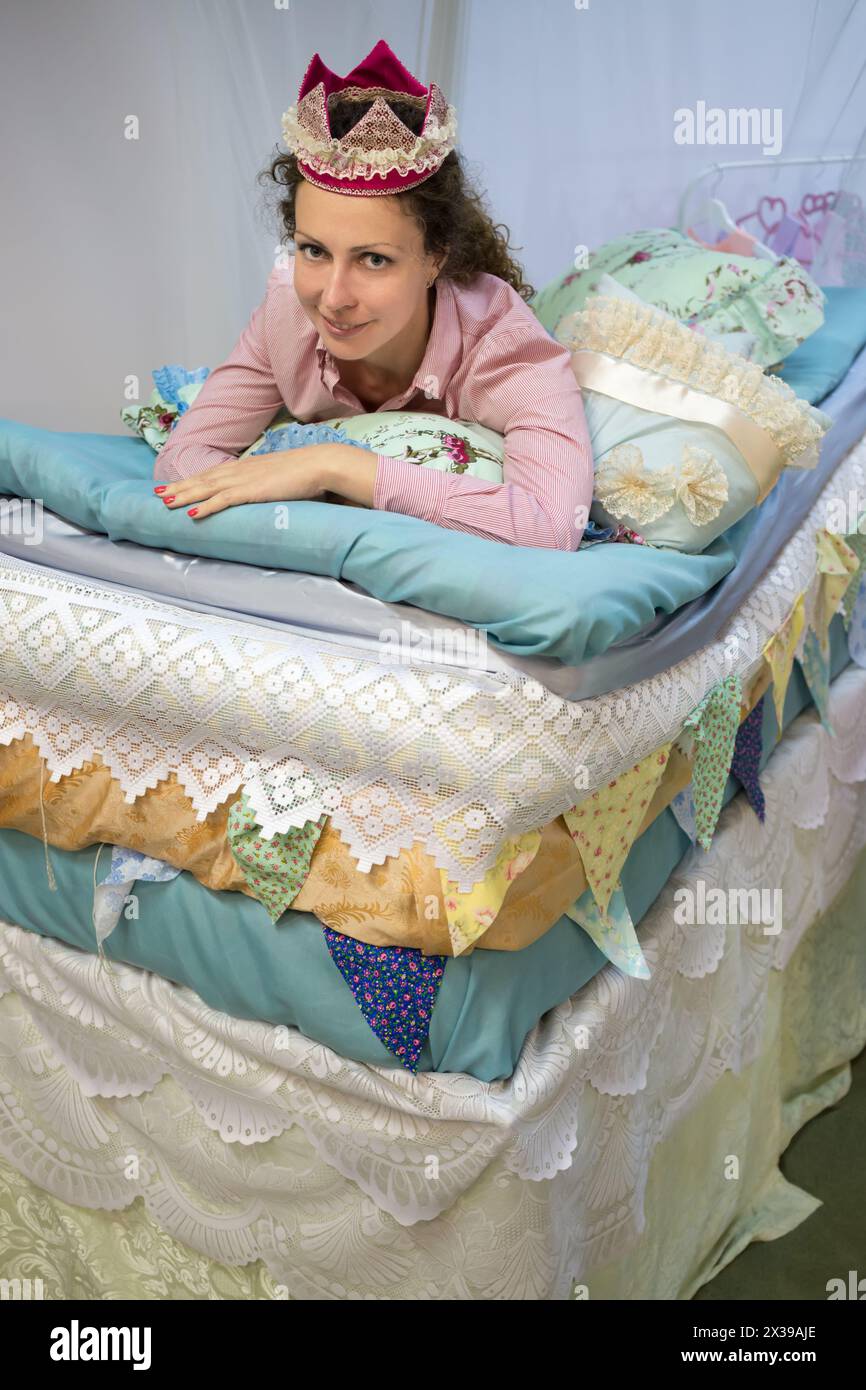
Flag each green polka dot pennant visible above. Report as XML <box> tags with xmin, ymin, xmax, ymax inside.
<box><xmin>682</xmin><ymin>673</ymin><xmax>743</xmax><ymax>852</ymax></box>
<box><xmin>227</xmin><ymin>789</ymin><xmax>327</xmax><ymax>923</ymax></box>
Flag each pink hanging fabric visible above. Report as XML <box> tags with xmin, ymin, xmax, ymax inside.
<box><xmin>686</xmin><ymin>226</ymin><xmax>759</xmax><ymax>256</ymax></box>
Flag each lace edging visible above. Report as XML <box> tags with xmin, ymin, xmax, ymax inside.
<box><xmin>560</xmin><ymin>295</ymin><xmax>829</xmax><ymax>466</ymax></box>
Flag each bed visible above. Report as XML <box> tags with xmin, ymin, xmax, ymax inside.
<box><xmin>1</xmin><ymin>265</ymin><xmax>865</xmax><ymax>1300</ymax></box>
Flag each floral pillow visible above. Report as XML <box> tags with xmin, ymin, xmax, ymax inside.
<box><xmin>123</xmin><ymin>372</ymin><xmax>506</xmax><ymax>486</ymax></box>
<box><xmin>318</xmin><ymin>410</ymin><xmax>504</xmax><ymax>480</ymax></box>
<box><xmin>529</xmin><ymin>227</ymin><xmax>826</xmax><ymax>369</ymax></box>
<box><xmin>559</xmin><ymin>293</ymin><xmax>832</xmax><ymax>552</ymax></box>
<box><xmin>121</xmin><ymin>365</ymin><xmax>297</xmax><ymax>452</ymax></box>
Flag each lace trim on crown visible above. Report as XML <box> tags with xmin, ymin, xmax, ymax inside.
<box><xmin>330</xmin><ymin>85</ymin><xmax>428</xmax><ymax>109</ymax></box>
<box><xmin>560</xmin><ymin>296</ymin><xmax>829</xmax><ymax>468</ymax></box>
<box><xmin>282</xmin><ymin>80</ymin><xmax>458</xmax><ymax>181</ymax></box>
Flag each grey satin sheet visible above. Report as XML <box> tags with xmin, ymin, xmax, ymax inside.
<box><xmin>2</xmin><ymin>345</ymin><xmax>865</xmax><ymax>702</ymax></box>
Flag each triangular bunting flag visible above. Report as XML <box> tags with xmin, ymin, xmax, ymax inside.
<box><xmin>227</xmin><ymin>790</ymin><xmax>327</xmax><ymax>922</ymax></box>
<box><xmin>849</xmin><ymin>571</ymin><xmax>866</xmax><ymax>668</ymax></box>
<box><xmin>441</xmin><ymin>828</ymin><xmax>543</xmax><ymax>955</ymax></box>
<box><xmin>729</xmin><ymin>695</ymin><xmax>766</xmax><ymax>821</ymax></box>
<box><xmin>682</xmin><ymin>673</ymin><xmax>742</xmax><ymax>851</ymax></box>
<box><xmin>565</xmin><ymin>880</ymin><xmax>650</xmax><ymax>979</ymax></box>
<box><xmin>840</xmin><ymin>532</ymin><xmax>866</xmax><ymax>629</ymax></box>
<box><xmin>798</xmin><ymin>627</ymin><xmax>833</xmax><ymax>733</ymax></box>
<box><xmin>669</xmin><ymin>785</ymin><xmax>698</xmax><ymax>842</ymax></box>
<box><xmin>322</xmin><ymin>929</ymin><xmax>445</xmax><ymax>1072</ymax></box>
<box><xmin>815</xmin><ymin>529</ymin><xmax>859</xmax><ymax>654</ymax></box>
<box><xmin>764</xmin><ymin>593</ymin><xmax>806</xmax><ymax>736</ymax></box>
<box><xmin>562</xmin><ymin>743</ymin><xmax>672</xmax><ymax>916</ymax></box>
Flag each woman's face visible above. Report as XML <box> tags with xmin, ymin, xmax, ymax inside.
<box><xmin>292</xmin><ymin>180</ymin><xmax>441</xmax><ymax>361</ymax></box>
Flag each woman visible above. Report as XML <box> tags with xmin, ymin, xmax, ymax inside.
<box><xmin>154</xmin><ymin>39</ymin><xmax>593</xmax><ymax>550</ymax></box>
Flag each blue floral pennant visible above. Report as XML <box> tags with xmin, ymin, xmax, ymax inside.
<box><xmin>841</xmin><ymin>536</ymin><xmax>866</xmax><ymax>629</ymax></box>
<box><xmin>322</xmin><ymin>930</ymin><xmax>446</xmax><ymax>1072</ymax></box>
<box><xmin>669</xmin><ymin>785</ymin><xmax>698</xmax><ymax>843</ymax></box>
<box><xmin>849</xmin><ymin>571</ymin><xmax>866</xmax><ymax>667</ymax></box>
<box><xmin>798</xmin><ymin>627</ymin><xmax>833</xmax><ymax>734</ymax></box>
<box><xmin>564</xmin><ymin>881</ymin><xmax>650</xmax><ymax>979</ymax></box>
<box><xmin>729</xmin><ymin>695</ymin><xmax>767</xmax><ymax>822</ymax></box>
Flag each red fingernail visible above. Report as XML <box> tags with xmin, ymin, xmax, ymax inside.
<box><xmin>188</xmin><ymin>508</ymin><xmax>198</xmax><ymax>516</ymax></box>
<box><xmin>164</xmin><ymin>495</ymin><xmax>175</xmax><ymax>503</ymax></box>
<box><xmin>154</xmin><ymin>485</ymin><xmax>166</xmax><ymax>493</ymax></box>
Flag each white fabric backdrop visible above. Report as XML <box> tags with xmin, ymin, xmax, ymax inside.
<box><xmin>1</xmin><ymin>0</ymin><xmax>864</xmax><ymax>432</ymax></box>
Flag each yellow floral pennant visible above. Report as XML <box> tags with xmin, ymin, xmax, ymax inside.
<box><xmin>440</xmin><ymin>829</ymin><xmax>543</xmax><ymax>956</ymax></box>
<box><xmin>763</xmin><ymin>592</ymin><xmax>806</xmax><ymax>736</ymax></box>
<box><xmin>815</xmin><ymin>529</ymin><xmax>860</xmax><ymax>653</ymax></box>
<box><xmin>562</xmin><ymin>743</ymin><xmax>672</xmax><ymax>917</ymax></box>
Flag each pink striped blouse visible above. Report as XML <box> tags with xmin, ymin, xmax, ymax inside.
<box><xmin>154</xmin><ymin>256</ymin><xmax>594</xmax><ymax>549</ymax></box>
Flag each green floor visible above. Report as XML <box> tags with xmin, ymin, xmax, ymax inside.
<box><xmin>694</xmin><ymin>1043</ymin><xmax>866</xmax><ymax>1300</ymax></box>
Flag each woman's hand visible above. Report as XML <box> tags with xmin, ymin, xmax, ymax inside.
<box><xmin>153</xmin><ymin>443</ymin><xmax>357</xmax><ymax>519</ymax></box>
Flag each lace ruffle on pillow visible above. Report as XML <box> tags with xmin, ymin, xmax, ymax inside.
<box><xmin>561</xmin><ymin>295</ymin><xmax>830</xmax><ymax>468</ymax></box>
<box><xmin>560</xmin><ymin>295</ymin><xmax>833</xmax><ymax>552</ymax></box>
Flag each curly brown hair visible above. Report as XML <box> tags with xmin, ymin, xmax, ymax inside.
<box><xmin>257</xmin><ymin>95</ymin><xmax>535</xmax><ymax>300</ymax></box>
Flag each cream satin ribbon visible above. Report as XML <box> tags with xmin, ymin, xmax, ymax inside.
<box><xmin>571</xmin><ymin>349</ymin><xmax>783</xmax><ymax>504</ymax></box>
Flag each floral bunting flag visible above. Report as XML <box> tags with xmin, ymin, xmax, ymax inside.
<box><xmin>441</xmin><ymin>828</ymin><xmax>543</xmax><ymax>955</ymax></box>
<box><xmin>93</xmin><ymin>846</ymin><xmax>181</xmax><ymax>955</ymax></box>
<box><xmin>669</xmin><ymin>785</ymin><xmax>698</xmax><ymax>843</ymax></box>
<box><xmin>729</xmin><ymin>695</ymin><xmax>767</xmax><ymax>821</ymax></box>
<box><xmin>227</xmin><ymin>790</ymin><xmax>327</xmax><ymax>922</ymax></box>
<box><xmin>815</xmin><ymin>529</ymin><xmax>859</xmax><ymax>654</ymax></box>
<box><xmin>840</xmin><ymin>532</ymin><xmax>866</xmax><ymax>629</ymax></box>
<box><xmin>849</xmin><ymin>571</ymin><xmax>866</xmax><ymax>667</ymax></box>
<box><xmin>322</xmin><ymin>929</ymin><xmax>445</xmax><ymax>1072</ymax></box>
<box><xmin>763</xmin><ymin>593</ymin><xmax>806</xmax><ymax>736</ymax></box>
<box><xmin>565</xmin><ymin>881</ymin><xmax>650</xmax><ymax>979</ymax></box>
<box><xmin>682</xmin><ymin>673</ymin><xmax>742</xmax><ymax>850</ymax></box>
<box><xmin>562</xmin><ymin>744</ymin><xmax>672</xmax><ymax>916</ymax></box>
<box><xmin>798</xmin><ymin>627</ymin><xmax>833</xmax><ymax>733</ymax></box>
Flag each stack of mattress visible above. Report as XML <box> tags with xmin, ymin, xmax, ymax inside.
<box><xmin>1</xmin><ymin>286</ymin><xmax>866</xmax><ymax>1297</ymax></box>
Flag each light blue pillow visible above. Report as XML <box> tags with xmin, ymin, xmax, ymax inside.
<box><xmin>560</xmin><ymin>293</ymin><xmax>832</xmax><ymax>552</ymax></box>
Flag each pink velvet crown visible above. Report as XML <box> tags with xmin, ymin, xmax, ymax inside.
<box><xmin>280</xmin><ymin>38</ymin><xmax>458</xmax><ymax>196</ymax></box>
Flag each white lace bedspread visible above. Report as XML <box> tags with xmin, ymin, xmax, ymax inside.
<box><xmin>0</xmin><ymin>662</ymin><xmax>864</xmax><ymax>1298</ymax></box>
<box><xmin>0</xmin><ymin>430</ymin><xmax>864</xmax><ymax>888</ymax></box>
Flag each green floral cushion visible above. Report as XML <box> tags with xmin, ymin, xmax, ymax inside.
<box><xmin>123</xmin><ymin>382</ymin><xmax>296</xmax><ymax>456</ymax></box>
<box><xmin>125</xmin><ymin>380</ymin><xmax>503</xmax><ymax>485</ymax></box>
<box><xmin>319</xmin><ymin>410</ymin><xmax>504</xmax><ymax>480</ymax></box>
<box><xmin>530</xmin><ymin>227</ymin><xmax>826</xmax><ymax>369</ymax></box>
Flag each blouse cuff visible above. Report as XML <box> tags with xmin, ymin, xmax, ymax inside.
<box><xmin>372</xmin><ymin>453</ymin><xmax>452</xmax><ymax>526</ymax></box>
